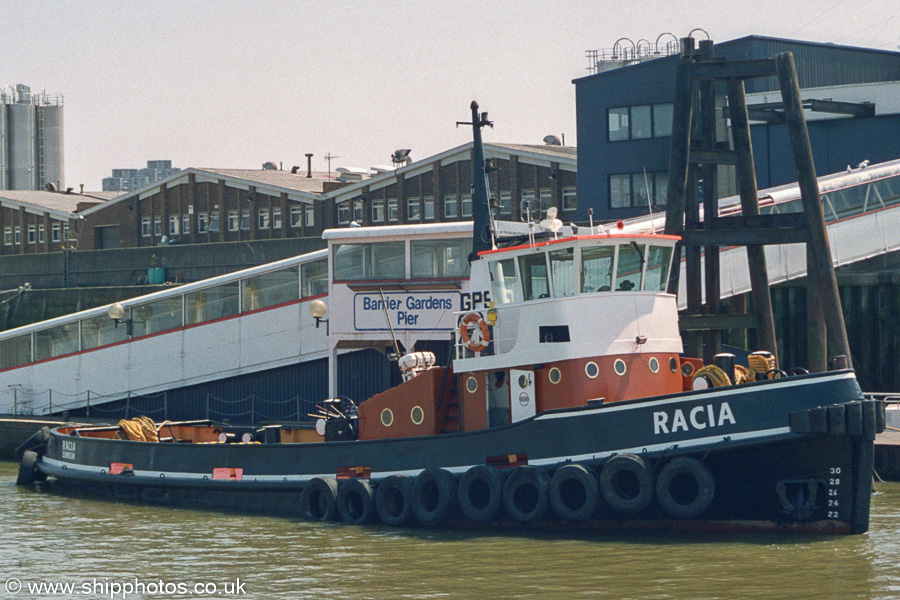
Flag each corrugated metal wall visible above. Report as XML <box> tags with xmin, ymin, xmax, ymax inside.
<box><xmin>67</xmin><ymin>349</ymin><xmax>403</xmax><ymax>424</ymax></box>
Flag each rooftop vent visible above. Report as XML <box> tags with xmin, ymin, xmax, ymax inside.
<box><xmin>262</xmin><ymin>161</ymin><xmax>278</xmax><ymax>170</ymax></box>
<box><xmin>543</xmin><ymin>135</ymin><xmax>562</xmax><ymax>146</ymax></box>
<box><xmin>391</xmin><ymin>149</ymin><xmax>412</xmax><ymax>167</ymax></box>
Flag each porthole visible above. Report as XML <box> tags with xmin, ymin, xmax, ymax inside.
<box><xmin>649</xmin><ymin>357</ymin><xmax>660</xmax><ymax>374</ymax></box>
<box><xmin>681</xmin><ymin>362</ymin><xmax>694</xmax><ymax>377</ymax></box>
<box><xmin>518</xmin><ymin>374</ymin><xmax>529</xmax><ymax>389</ymax></box>
<box><xmin>670</xmin><ymin>357</ymin><xmax>679</xmax><ymax>373</ymax></box>
<box><xmin>410</xmin><ymin>405</ymin><xmax>425</xmax><ymax>425</ymax></box>
<box><xmin>466</xmin><ymin>376</ymin><xmax>478</xmax><ymax>394</ymax></box>
<box><xmin>585</xmin><ymin>362</ymin><xmax>599</xmax><ymax>379</ymax></box>
<box><xmin>381</xmin><ymin>408</ymin><xmax>394</xmax><ymax>427</ymax></box>
<box><xmin>614</xmin><ymin>359</ymin><xmax>627</xmax><ymax>376</ymax></box>
<box><xmin>549</xmin><ymin>367</ymin><xmax>562</xmax><ymax>384</ymax></box>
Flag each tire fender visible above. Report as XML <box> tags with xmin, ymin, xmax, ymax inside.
<box><xmin>599</xmin><ymin>453</ymin><xmax>654</xmax><ymax>514</ymax></box>
<box><xmin>656</xmin><ymin>457</ymin><xmax>715</xmax><ymax>519</ymax></box>
<box><xmin>549</xmin><ymin>464</ymin><xmax>600</xmax><ymax>521</ymax></box>
<box><xmin>502</xmin><ymin>465</ymin><xmax>549</xmax><ymax>523</ymax></box>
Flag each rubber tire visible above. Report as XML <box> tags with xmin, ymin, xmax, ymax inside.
<box><xmin>549</xmin><ymin>464</ymin><xmax>599</xmax><ymax>521</ymax></box>
<box><xmin>375</xmin><ymin>475</ymin><xmax>414</xmax><ymax>526</ymax></box>
<box><xmin>299</xmin><ymin>476</ymin><xmax>339</xmax><ymax>521</ymax></box>
<box><xmin>599</xmin><ymin>454</ymin><xmax>654</xmax><ymax>514</ymax></box>
<box><xmin>656</xmin><ymin>457</ymin><xmax>715</xmax><ymax>519</ymax></box>
<box><xmin>502</xmin><ymin>466</ymin><xmax>549</xmax><ymax>523</ymax></box>
<box><xmin>411</xmin><ymin>468</ymin><xmax>458</xmax><ymax>526</ymax></box>
<box><xmin>337</xmin><ymin>478</ymin><xmax>376</xmax><ymax>525</ymax></box>
<box><xmin>16</xmin><ymin>450</ymin><xmax>42</xmax><ymax>486</ymax></box>
<box><xmin>14</xmin><ymin>426</ymin><xmax>51</xmax><ymax>461</ymax></box>
<box><xmin>458</xmin><ymin>465</ymin><xmax>503</xmax><ymax>523</ymax></box>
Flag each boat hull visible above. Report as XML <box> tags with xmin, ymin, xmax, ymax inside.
<box><xmin>28</xmin><ymin>371</ymin><xmax>882</xmax><ymax>534</ymax></box>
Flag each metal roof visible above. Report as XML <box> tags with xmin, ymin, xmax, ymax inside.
<box><xmin>0</xmin><ymin>190</ymin><xmax>107</xmax><ymax>219</ymax></box>
<box><xmin>198</xmin><ymin>168</ymin><xmax>337</xmax><ymax>194</ymax></box>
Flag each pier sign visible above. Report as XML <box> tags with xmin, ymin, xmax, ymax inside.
<box><xmin>353</xmin><ymin>292</ymin><xmax>461</xmax><ymax>331</ymax></box>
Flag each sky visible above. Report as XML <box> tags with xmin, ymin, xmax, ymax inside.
<box><xmin>4</xmin><ymin>0</ymin><xmax>899</xmax><ymax>190</ymax></box>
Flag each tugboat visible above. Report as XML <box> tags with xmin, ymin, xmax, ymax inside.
<box><xmin>16</xmin><ymin>103</ymin><xmax>883</xmax><ymax>534</ymax></box>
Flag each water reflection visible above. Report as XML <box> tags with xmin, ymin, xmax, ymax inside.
<box><xmin>2</xmin><ymin>461</ymin><xmax>897</xmax><ymax>600</ymax></box>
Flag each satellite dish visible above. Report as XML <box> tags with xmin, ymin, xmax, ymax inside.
<box><xmin>45</xmin><ymin>182</ymin><xmax>57</xmax><ymax>192</ymax></box>
<box><xmin>262</xmin><ymin>161</ymin><xmax>278</xmax><ymax>170</ymax></box>
<box><xmin>543</xmin><ymin>135</ymin><xmax>562</xmax><ymax>146</ymax></box>
<box><xmin>391</xmin><ymin>149</ymin><xmax>412</xmax><ymax>165</ymax></box>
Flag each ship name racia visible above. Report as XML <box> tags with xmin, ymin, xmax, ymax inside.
<box><xmin>653</xmin><ymin>402</ymin><xmax>736</xmax><ymax>434</ymax></box>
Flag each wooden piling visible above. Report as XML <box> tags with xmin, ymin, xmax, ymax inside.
<box><xmin>725</xmin><ymin>79</ymin><xmax>779</xmax><ymax>363</ymax></box>
<box><xmin>775</xmin><ymin>52</ymin><xmax>852</xmax><ymax>370</ymax></box>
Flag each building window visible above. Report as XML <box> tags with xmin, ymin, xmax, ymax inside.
<box><xmin>371</xmin><ymin>199</ymin><xmax>385</xmax><ymax>222</ymax></box>
<box><xmin>444</xmin><ymin>195</ymin><xmax>458</xmax><ymax>218</ymax></box>
<box><xmin>562</xmin><ymin>187</ymin><xmax>577</xmax><ymax>211</ymax></box>
<box><xmin>198</xmin><ymin>213</ymin><xmax>209</xmax><ymax>233</ymax></box>
<box><xmin>228</xmin><ymin>211</ymin><xmax>239</xmax><ymax>231</ymax></box>
<box><xmin>608</xmin><ymin>103</ymin><xmax>674</xmax><ymax>142</ymax></box>
<box><xmin>539</xmin><ymin>188</ymin><xmax>553</xmax><ymax>215</ymax></box>
<box><xmin>3</xmin><ymin>227</ymin><xmax>11</xmax><ymax>245</ymax></box>
<box><xmin>182</xmin><ymin>214</ymin><xmax>190</xmax><ymax>234</ymax></box>
<box><xmin>461</xmin><ymin>194</ymin><xmax>472</xmax><ymax>218</ymax></box>
<box><xmin>337</xmin><ymin>201</ymin><xmax>350</xmax><ymax>224</ymax></box>
<box><xmin>38</xmin><ymin>225</ymin><xmax>45</xmax><ymax>243</ymax></box>
<box><xmin>290</xmin><ymin>206</ymin><xmax>302</xmax><ymax>228</ymax></box>
<box><xmin>258</xmin><ymin>208</ymin><xmax>270</xmax><ymax>229</ymax></box>
<box><xmin>407</xmin><ymin>197</ymin><xmax>421</xmax><ymax>221</ymax></box>
<box><xmin>520</xmin><ymin>190</ymin><xmax>536</xmax><ymax>219</ymax></box>
<box><xmin>305</xmin><ymin>204</ymin><xmax>315</xmax><ymax>227</ymax></box>
<box><xmin>15</xmin><ymin>227</ymin><xmax>21</xmax><ymax>244</ymax></box>
<box><xmin>154</xmin><ymin>217</ymin><xmax>162</xmax><ymax>236</ymax></box>
<box><xmin>499</xmin><ymin>191</ymin><xmax>512</xmax><ymax>215</ymax></box>
<box><xmin>52</xmin><ymin>223</ymin><xmax>61</xmax><ymax>242</ymax></box>
<box><xmin>168</xmin><ymin>215</ymin><xmax>179</xmax><ymax>236</ymax></box>
<box><xmin>27</xmin><ymin>226</ymin><xmax>35</xmax><ymax>244</ymax></box>
<box><xmin>609</xmin><ymin>171</ymin><xmax>668</xmax><ymax>209</ymax></box>
<box><xmin>423</xmin><ymin>196</ymin><xmax>434</xmax><ymax>220</ymax></box>
<box><xmin>387</xmin><ymin>198</ymin><xmax>398</xmax><ymax>222</ymax></box>
<box><xmin>209</xmin><ymin>212</ymin><xmax>220</xmax><ymax>232</ymax></box>
<box><xmin>63</xmin><ymin>223</ymin><xmax>69</xmax><ymax>241</ymax></box>
<box><xmin>141</xmin><ymin>218</ymin><xmax>151</xmax><ymax>237</ymax></box>
<box><xmin>272</xmin><ymin>207</ymin><xmax>282</xmax><ymax>228</ymax></box>
<box><xmin>240</xmin><ymin>209</ymin><xmax>250</xmax><ymax>230</ymax></box>
<box><xmin>352</xmin><ymin>200</ymin><xmax>364</xmax><ymax>223</ymax></box>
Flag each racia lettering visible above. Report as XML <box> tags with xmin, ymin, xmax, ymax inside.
<box><xmin>62</xmin><ymin>439</ymin><xmax>76</xmax><ymax>460</ymax></box>
<box><xmin>653</xmin><ymin>402</ymin><xmax>736</xmax><ymax>435</ymax></box>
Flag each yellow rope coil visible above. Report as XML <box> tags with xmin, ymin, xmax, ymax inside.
<box><xmin>117</xmin><ymin>416</ymin><xmax>159</xmax><ymax>442</ymax></box>
<box><xmin>748</xmin><ymin>352</ymin><xmax>776</xmax><ymax>379</ymax></box>
<box><xmin>734</xmin><ymin>364</ymin><xmax>754</xmax><ymax>385</ymax></box>
<box><xmin>692</xmin><ymin>365</ymin><xmax>732</xmax><ymax>388</ymax></box>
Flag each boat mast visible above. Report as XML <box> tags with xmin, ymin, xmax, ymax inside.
<box><xmin>460</xmin><ymin>101</ymin><xmax>496</xmax><ymax>260</ymax></box>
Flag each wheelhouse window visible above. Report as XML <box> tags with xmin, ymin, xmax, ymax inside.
<box><xmin>644</xmin><ymin>245</ymin><xmax>673</xmax><ymax>291</ymax></box>
<box><xmin>131</xmin><ymin>297</ymin><xmax>183</xmax><ymax>337</ymax></box>
<box><xmin>81</xmin><ymin>311</ymin><xmax>130</xmax><ymax>350</ymax></box>
<box><xmin>411</xmin><ymin>238</ymin><xmax>472</xmax><ymax>279</ymax></box>
<box><xmin>186</xmin><ymin>281</ymin><xmax>239</xmax><ymax>325</ymax></box>
<box><xmin>34</xmin><ymin>322</ymin><xmax>80</xmax><ymax>361</ymax></box>
<box><xmin>616</xmin><ymin>243</ymin><xmax>645</xmax><ymax>292</ymax></box>
<box><xmin>333</xmin><ymin>241</ymin><xmax>405</xmax><ymax>281</ymax></box>
<box><xmin>549</xmin><ymin>247</ymin><xmax>575</xmax><ymax>297</ymax></box>
<box><xmin>518</xmin><ymin>253</ymin><xmax>549</xmax><ymax>301</ymax></box>
<box><xmin>489</xmin><ymin>258</ymin><xmax>519</xmax><ymax>305</ymax></box>
<box><xmin>582</xmin><ymin>245</ymin><xmax>615</xmax><ymax>292</ymax></box>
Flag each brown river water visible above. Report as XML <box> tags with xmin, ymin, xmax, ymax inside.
<box><xmin>2</xmin><ymin>461</ymin><xmax>900</xmax><ymax>600</ymax></box>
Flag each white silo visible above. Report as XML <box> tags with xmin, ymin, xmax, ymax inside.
<box><xmin>1</xmin><ymin>84</ymin><xmax>64</xmax><ymax>190</ymax></box>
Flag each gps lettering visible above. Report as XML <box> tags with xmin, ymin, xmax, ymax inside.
<box><xmin>653</xmin><ymin>402</ymin><xmax>736</xmax><ymax>434</ymax></box>
<box><xmin>461</xmin><ymin>290</ymin><xmax>492</xmax><ymax>311</ymax></box>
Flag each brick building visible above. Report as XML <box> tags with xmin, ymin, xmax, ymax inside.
<box><xmin>77</xmin><ymin>142</ymin><xmax>577</xmax><ymax>251</ymax></box>
<box><xmin>0</xmin><ymin>190</ymin><xmax>112</xmax><ymax>255</ymax></box>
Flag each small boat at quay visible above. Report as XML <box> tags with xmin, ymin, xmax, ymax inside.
<box><xmin>16</xmin><ymin>102</ymin><xmax>883</xmax><ymax>534</ymax></box>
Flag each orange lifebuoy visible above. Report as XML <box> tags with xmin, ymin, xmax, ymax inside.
<box><xmin>459</xmin><ymin>312</ymin><xmax>490</xmax><ymax>353</ymax></box>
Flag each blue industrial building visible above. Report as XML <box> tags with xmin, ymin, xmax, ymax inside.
<box><xmin>574</xmin><ymin>35</ymin><xmax>900</xmax><ymax>221</ymax></box>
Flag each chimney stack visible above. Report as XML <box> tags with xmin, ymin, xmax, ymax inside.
<box><xmin>305</xmin><ymin>154</ymin><xmax>313</xmax><ymax>178</ymax></box>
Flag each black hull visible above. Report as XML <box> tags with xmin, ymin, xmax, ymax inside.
<box><xmin>28</xmin><ymin>371</ymin><xmax>882</xmax><ymax>534</ymax></box>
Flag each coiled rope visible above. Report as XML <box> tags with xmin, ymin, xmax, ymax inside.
<box><xmin>749</xmin><ymin>352</ymin><xmax>777</xmax><ymax>380</ymax></box>
<box><xmin>692</xmin><ymin>365</ymin><xmax>731</xmax><ymax>388</ymax></box>
<box><xmin>117</xmin><ymin>416</ymin><xmax>160</xmax><ymax>442</ymax></box>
